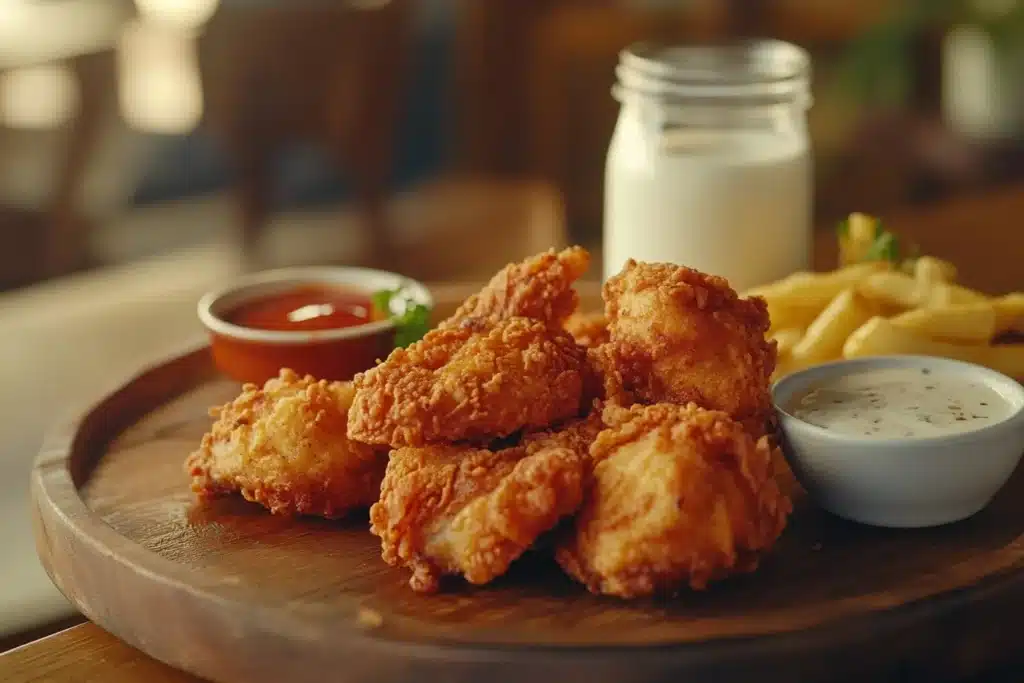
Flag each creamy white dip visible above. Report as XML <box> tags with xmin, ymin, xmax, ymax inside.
<box><xmin>788</xmin><ymin>366</ymin><xmax>1014</xmax><ymax>439</ymax></box>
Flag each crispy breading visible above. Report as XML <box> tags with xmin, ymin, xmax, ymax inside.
<box><xmin>348</xmin><ymin>317</ymin><xmax>587</xmax><ymax>448</ymax></box>
<box><xmin>185</xmin><ymin>369</ymin><xmax>386</xmax><ymax>518</ymax></box>
<box><xmin>439</xmin><ymin>246</ymin><xmax>590</xmax><ymax>329</ymax></box>
<box><xmin>521</xmin><ymin>410</ymin><xmax>606</xmax><ymax>458</ymax></box>
<box><xmin>556</xmin><ymin>403</ymin><xmax>791</xmax><ymax>599</ymax></box>
<box><xmin>603</xmin><ymin>259</ymin><xmax>777</xmax><ymax>435</ymax></box>
<box><xmin>563</xmin><ymin>311</ymin><xmax>610</xmax><ymax>348</ymax></box>
<box><xmin>370</xmin><ymin>439</ymin><xmax>586</xmax><ymax>593</ymax></box>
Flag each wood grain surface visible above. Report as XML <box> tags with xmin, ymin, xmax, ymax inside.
<box><xmin>0</xmin><ymin>624</ymin><xmax>199</xmax><ymax>683</ymax></box>
<box><xmin>27</xmin><ymin>276</ymin><xmax>1024</xmax><ymax>683</ymax></box>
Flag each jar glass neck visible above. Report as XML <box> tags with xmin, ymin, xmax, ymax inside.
<box><xmin>614</xmin><ymin>39</ymin><xmax>812</xmax><ymax>111</ymax></box>
<box><xmin>618</xmin><ymin>99</ymin><xmax>807</xmax><ymax>138</ymax></box>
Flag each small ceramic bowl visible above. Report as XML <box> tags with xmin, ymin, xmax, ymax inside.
<box><xmin>198</xmin><ymin>266</ymin><xmax>432</xmax><ymax>385</ymax></box>
<box><xmin>773</xmin><ymin>355</ymin><xmax>1024</xmax><ymax>528</ymax></box>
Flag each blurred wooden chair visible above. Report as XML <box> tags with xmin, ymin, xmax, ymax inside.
<box><xmin>202</xmin><ymin>1</ymin><xmax>413</xmax><ymax>264</ymax></box>
<box><xmin>1</xmin><ymin>50</ymin><xmax>118</xmax><ymax>286</ymax></box>
<box><xmin>203</xmin><ymin>1</ymin><xmax>568</xmax><ymax>280</ymax></box>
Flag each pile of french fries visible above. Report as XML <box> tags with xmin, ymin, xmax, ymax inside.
<box><xmin>744</xmin><ymin>214</ymin><xmax>1024</xmax><ymax>380</ymax></box>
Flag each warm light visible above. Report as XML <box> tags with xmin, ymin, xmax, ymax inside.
<box><xmin>970</xmin><ymin>0</ymin><xmax>1018</xmax><ymax>17</ymax></box>
<box><xmin>0</xmin><ymin>0</ymin><xmax>128</xmax><ymax>68</ymax></box>
<box><xmin>0</xmin><ymin>64</ymin><xmax>80</xmax><ymax>130</ymax></box>
<box><xmin>118</xmin><ymin>19</ymin><xmax>203</xmax><ymax>134</ymax></box>
<box><xmin>942</xmin><ymin>25</ymin><xmax>1017</xmax><ymax>140</ymax></box>
<box><xmin>132</xmin><ymin>0</ymin><xmax>220</xmax><ymax>28</ymax></box>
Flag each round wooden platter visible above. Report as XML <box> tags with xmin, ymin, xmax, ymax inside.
<box><xmin>31</xmin><ymin>331</ymin><xmax>1024</xmax><ymax>682</ymax></box>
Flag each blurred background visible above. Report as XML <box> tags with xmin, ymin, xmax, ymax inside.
<box><xmin>2</xmin><ymin>0</ymin><xmax>1024</xmax><ymax>645</ymax></box>
<box><xmin>1</xmin><ymin>0</ymin><xmax>1023</xmax><ymax>291</ymax></box>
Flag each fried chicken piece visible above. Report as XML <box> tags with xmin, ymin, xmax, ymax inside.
<box><xmin>556</xmin><ymin>403</ymin><xmax>791</xmax><ymax>599</ymax></box>
<box><xmin>603</xmin><ymin>260</ymin><xmax>777</xmax><ymax>435</ymax></box>
<box><xmin>185</xmin><ymin>369</ymin><xmax>387</xmax><ymax>518</ymax></box>
<box><xmin>522</xmin><ymin>410</ymin><xmax>606</xmax><ymax>458</ymax></box>
<box><xmin>439</xmin><ymin>246</ymin><xmax>591</xmax><ymax>329</ymax></box>
<box><xmin>580</xmin><ymin>344</ymin><xmax>631</xmax><ymax>409</ymax></box>
<box><xmin>563</xmin><ymin>311</ymin><xmax>609</xmax><ymax>348</ymax></box>
<box><xmin>348</xmin><ymin>317</ymin><xmax>587</xmax><ymax>448</ymax></box>
<box><xmin>371</xmin><ymin>438</ymin><xmax>587</xmax><ymax>593</ymax></box>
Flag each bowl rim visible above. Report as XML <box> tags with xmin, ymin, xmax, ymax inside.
<box><xmin>771</xmin><ymin>354</ymin><xmax>1024</xmax><ymax>448</ymax></box>
<box><xmin>197</xmin><ymin>266</ymin><xmax>434</xmax><ymax>346</ymax></box>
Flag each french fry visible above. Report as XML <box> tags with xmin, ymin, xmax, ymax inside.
<box><xmin>913</xmin><ymin>256</ymin><xmax>957</xmax><ymax>283</ymax></box>
<box><xmin>857</xmin><ymin>271</ymin><xmax>920</xmax><ymax>308</ymax></box>
<box><xmin>843</xmin><ymin>318</ymin><xmax>1023</xmax><ymax>378</ymax></box>
<box><xmin>839</xmin><ymin>213</ymin><xmax>880</xmax><ymax>266</ymax></box>
<box><xmin>771</xmin><ymin>328</ymin><xmax>804</xmax><ymax>357</ymax></box>
<box><xmin>859</xmin><ymin>271</ymin><xmax>987</xmax><ymax>309</ymax></box>
<box><xmin>920</xmin><ymin>282</ymin><xmax>989</xmax><ymax>307</ymax></box>
<box><xmin>890</xmin><ymin>303</ymin><xmax>996</xmax><ymax>344</ymax></box>
<box><xmin>744</xmin><ymin>262</ymin><xmax>890</xmax><ymax>310</ymax></box>
<box><xmin>765</xmin><ymin>302</ymin><xmax>823</xmax><ymax>333</ymax></box>
<box><xmin>749</xmin><ymin>221</ymin><xmax>1019</xmax><ymax>377</ymax></box>
<box><xmin>772</xmin><ymin>354</ymin><xmax>812</xmax><ymax>381</ymax></box>
<box><xmin>843</xmin><ymin>317</ymin><xmax>987</xmax><ymax>365</ymax></box>
<box><xmin>791</xmin><ymin>288</ymin><xmax>877</xmax><ymax>364</ymax></box>
<box><xmin>994</xmin><ymin>293</ymin><xmax>1024</xmax><ymax>334</ymax></box>
<box><xmin>984</xmin><ymin>344</ymin><xmax>1024</xmax><ymax>378</ymax></box>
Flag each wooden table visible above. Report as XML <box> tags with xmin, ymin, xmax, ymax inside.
<box><xmin>3</xmin><ymin>185</ymin><xmax>1024</xmax><ymax>682</ymax></box>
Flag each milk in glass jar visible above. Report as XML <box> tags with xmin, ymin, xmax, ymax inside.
<box><xmin>603</xmin><ymin>41</ymin><xmax>813</xmax><ymax>290</ymax></box>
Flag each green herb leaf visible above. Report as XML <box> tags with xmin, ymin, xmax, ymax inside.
<box><xmin>864</xmin><ymin>228</ymin><xmax>901</xmax><ymax>263</ymax></box>
<box><xmin>371</xmin><ymin>289</ymin><xmax>394</xmax><ymax>316</ymax></box>
<box><xmin>392</xmin><ymin>303</ymin><xmax>432</xmax><ymax>348</ymax></box>
<box><xmin>372</xmin><ymin>285</ymin><xmax>433</xmax><ymax>348</ymax></box>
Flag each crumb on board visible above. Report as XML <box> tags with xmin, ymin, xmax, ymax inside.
<box><xmin>357</xmin><ymin>607</ymin><xmax>384</xmax><ymax>629</ymax></box>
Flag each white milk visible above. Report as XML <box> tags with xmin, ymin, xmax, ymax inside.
<box><xmin>604</xmin><ymin>118</ymin><xmax>812</xmax><ymax>290</ymax></box>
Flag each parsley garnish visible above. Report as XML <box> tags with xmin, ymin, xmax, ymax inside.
<box><xmin>863</xmin><ymin>227</ymin><xmax>901</xmax><ymax>263</ymax></box>
<box><xmin>837</xmin><ymin>213</ymin><xmax>909</xmax><ymax>266</ymax></box>
<box><xmin>372</xmin><ymin>285</ymin><xmax>432</xmax><ymax>348</ymax></box>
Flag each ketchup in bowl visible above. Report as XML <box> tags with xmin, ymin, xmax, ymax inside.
<box><xmin>198</xmin><ymin>268</ymin><xmax>433</xmax><ymax>385</ymax></box>
<box><xmin>224</xmin><ymin>285</ymin><xmax>378</xmax><ymax>332</ymax></box>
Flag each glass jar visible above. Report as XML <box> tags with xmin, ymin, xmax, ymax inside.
<box><xmin>603</xmin><ymin>40</ymin><xmax>813</xmax><ymax>290</ymax></box>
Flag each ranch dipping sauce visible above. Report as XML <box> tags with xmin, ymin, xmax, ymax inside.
<box><xmin>788</xmin><ymin>366</ymin><xmax>1015</xmax><ymax>439</ymax></box>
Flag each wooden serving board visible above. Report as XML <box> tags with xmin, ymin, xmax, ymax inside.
<box><xmin>30</xmin><ymin>284</ymin><xmax>1024</xmax><ymax>683</ymax></box>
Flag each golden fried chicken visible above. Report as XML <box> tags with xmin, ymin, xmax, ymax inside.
<box><xmin>556</xmin><ymin>403</ymin><xmax>791</xmax><ymax>599</ymax></box>
<box><xmin>348</xmin><ymin>316</ymin><xmax>587</xmax><ymax>448</ymax></box>
<box><xmin>185</xmin><ymin>369</ymin><xmax>387</xmax><ymax>518</ymax></box>
<box><xmin>521</xmin><ymin>410</ymin><xmax>606</xmax><ymax>458</ymax></box>
<box><xmin>440</xmin><ymin>246</ymin><xmax>591</xmax><ymax>329</ymax></box>
<box><xmin>563</xmin><ymin>311</ymin><xmax>609</xmax><ymax>348</ymax></box>
<box><xmin>371</xmin><ymin>437</ymin><xmax>587</xmax><ymax>593</ymax></box>
<box><xmin>603</xmin><ymin>260</ymin><xmax>777</xmax><ymax>435</ymax></box>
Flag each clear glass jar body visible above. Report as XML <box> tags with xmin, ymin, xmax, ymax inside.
<box><xmin>603</xmin><ymin>41</ymin><xmax>813</xmax><ymax>290</ymax></box>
